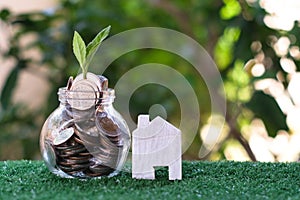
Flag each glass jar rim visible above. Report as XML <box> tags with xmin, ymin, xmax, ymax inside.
<box><xmin>57</xmin><ymin>87</ymin><xmax>115</xmax><ymax>104</ymax></box>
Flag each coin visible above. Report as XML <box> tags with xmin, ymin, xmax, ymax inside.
<box><xmin>61</xmin><ymin>109</ymin><xmax>73</xmax><ymax>122</ymax></box>
<box><xmin>55</xmin><ymin>143</ymin><xmax>83</xmax><ymax>151</ymax></box>
<box><xmin>59</xmin><ymin>146</ymin><xmax>87</xmax><ymax>156</ymax></box>
<box><xmin>72</xmin><ymin>73</ymin><xmax>109</xmax><ymax>102</ymax></box>
<box><xmin>60</xmin><ymin>158</ymin><xmax>90</xmax><ymax>165</ymax></box>
<box><xmin>74</xmin><ymin>124</ymin><xmax>100</xmax><ymax>144</ymax></box>
<box><xmin>56</xmin><ymin>153</ymin><xmax>73</xmax><ymax>158</ymax></box>
<box><xmin>70</xmin><ymin>107</ymin><xmax>95</xmax><ymax>121</ymax></box>
<box><xmin>67</xmin><ymin>76</ymin><xmax>73</xmax><ymax>90</ymax></box>
<box><xmin>84</xmin><ymin>171</ymin><xmax>103</xmax><ymax>177</ymax></box>
<box><xmin>107</xmin><ymin>135</ymin><xmax>121</xmax><ymax>144</ymax></box>
<box><xmin>59</xmin><ymin>163</ymin><xmax>90</xmax><ymax>172</ymax></box>
<box><xmin>73</xmin><ymin>72</ymin><xmax>101</xmax><ymax>92</ymax></box>
<box><xmin>98</xmin><ymin>75</ymin><xmax>108</xmax><ymax>91</ymax></box>
<box><xmin>64</xmin><ymin>104</ymin><xmax>74</xmax><ymax>119</ymax></box>
<box><xmin>58</xmin><ymin>164</ymin><xmax>76</xmax><ymax>172</ymax></box>
<box><xmin>70</xmin><ymin>163</ymin><xmax>92</xmax><ymax>170</ymax></box>
<box><xmin>54</xmin><ymin>143</ymin><xmax>81</xmax><ymax>150</ymax></box>
<box><xmin>75</xmin><ymin>119</ymin><xmax>99</xmax><ymax>137</ymax></box>
<box><xmin>74</xmin><ymin>136</ymin><xmax>83</xmax><ymax>144</ymax></box>
<box><xmin>89</xmin><ymin>164</ymin><xmax>114</xmax><ymax>174</ymax></box>
<box><xmin>74</xmin><ymin>135</ymin><xmax>84</xmax><ymax>145</ymax></box>
<box><xmin>68</xmin><ymin>80</ymin><xmax>97</xmax><ymax>110</ymax></box>
<box><xmin>91</xmin><ymin>150</ymin><xmax>118</xmax><ymax>166</ymax></box>
<box><xmin>95</xmin><ymin>113</ymin><xmax>120</xmax><ymax>137</ymax></box>
<box><xmin>44</xmin><ymin>140</ymin><xmax>56</xmax><ymax>167</ymax></box>
<box><xmin>68</xmin><ymin>155</ymin><xmax>92</xmax><ymax>160</ymax></box>
<box><xmin>78</xmin><ymin>152</ymin><xmax>91</xmax><ymax>156</ymax></box>
<box><xmin>53</xmin><ymin>127</ymin><xmax>74</xmax><ymax>145</ymax></box>
<box><xmin>98</xmin><ymin>135</ymin><xmax>119</xmax><ymax>150</ymax></box>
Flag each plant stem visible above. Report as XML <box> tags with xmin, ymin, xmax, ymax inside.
<box><xmin>82</xmin><ymin>64</ymin><xmax>87</xmax><ymax>79</ymax></box>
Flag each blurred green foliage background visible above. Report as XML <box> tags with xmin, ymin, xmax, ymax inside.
<box><xmin>1</xmin><ymin>0</ymin><xmax>300</xmax><ymax>161</ymax></box>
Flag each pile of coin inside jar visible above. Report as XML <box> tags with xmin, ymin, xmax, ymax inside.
<box><xmin>46</xmin><ymin>72</ymin><xmax>127</xmax><ymax>178</ymax></box>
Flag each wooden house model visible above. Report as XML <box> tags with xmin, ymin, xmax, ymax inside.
<box><xmin>132</xmin><ymin>115</ymin><xmax>182</xmax><ymax>180</ymax></box>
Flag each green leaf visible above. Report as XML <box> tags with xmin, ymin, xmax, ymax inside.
<box><xmin>85</xmin><ymin>25</ymin><xmax>111</xmax><ymax>66</ymax></box>
<box><xmin>220</xmin><ymin>0</ymin><xmax>241</xmax><ymax>20</ymax></box>
<box><xmin>0</xmin><ymin>67</ymin><xmax>19</xmax><ymax>110</ymax></box>
<box><xmin>72</xmin><ymin>31</ymin><xmax>86</xmax><ymax>69</ymax></box>
<box><xmin>0</xmin><ymin>9</ymin><xmax>10</xmax><ymax>21</ymax></box>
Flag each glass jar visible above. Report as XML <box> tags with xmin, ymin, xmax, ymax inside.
<box><xmin>40</xmin><ymin>81</ymin><xmax>130</xmax><ymax>178</ymax></box>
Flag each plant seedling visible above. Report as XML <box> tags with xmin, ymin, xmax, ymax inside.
<box><xmin>72</xmin><ymin>25</ymin><xmax>111</xmax><ymax>79</ymax></box>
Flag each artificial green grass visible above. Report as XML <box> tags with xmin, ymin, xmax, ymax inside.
<box><xmin>1</xmin><ymin>160</ymin><xmax>300</xmax><ymax>200</ymax></box>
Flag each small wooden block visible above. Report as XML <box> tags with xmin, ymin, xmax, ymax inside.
<box><xmin>132</xmin><ymin>115</ymin><xmax>182</xmax><ymax>180</ymax></box>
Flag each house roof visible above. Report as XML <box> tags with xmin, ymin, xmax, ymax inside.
<box><xmin>133</xmin><ymin>115</ymin><xmax>181</xmax><ymax>138</ymax></box>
